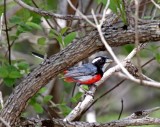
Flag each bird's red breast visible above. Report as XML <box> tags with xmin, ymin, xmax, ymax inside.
<box><xmin>64</xmin><ymin>74</ymin><xmax>102</xmax><ymax>85</ymax></box>
<box><xmin>79</xmin><ymin>74</ymin><xmax>102</xmax><ymax>85</ymax></box>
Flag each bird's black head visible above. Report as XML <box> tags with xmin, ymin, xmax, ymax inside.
<box><xmin>92</xmin><ymin>56</ymin><xmax>113</xmax><ymax>72</ymax></box>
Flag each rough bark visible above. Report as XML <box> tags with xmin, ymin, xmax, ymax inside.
<box><xmin>1</xmin><ymin>21</ymin><xmax>160</xmax><ymax>126</ymax></box>
<box><xmin>19</xmin><ymin>117</ymin><xmax>160</xmax><ymax>127</ymax></box>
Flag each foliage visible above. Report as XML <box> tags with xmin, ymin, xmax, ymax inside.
<box><xmin>0</xmin><ymin>61</ymin><xmax>29</xmax><ymax>87</ymax></box>
<box><xmin>95</xmin><ymin>0</ymin><xmax>127</xmax><ymax>24</ymax></box>
<box><xmin>49</xmin><ymin>27</ymin><xmax>76</xmax><ymax>48</ymax></box>
<box><xmin>28</xmin><ymin>87</ymin><xmax>53</xmax><ymax>114</ymax></box>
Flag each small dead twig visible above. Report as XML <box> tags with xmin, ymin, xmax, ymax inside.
<box><xmin>118</xmin><ymin>99</ymin><xmax>124</xmax><ymax>120</ymax></box>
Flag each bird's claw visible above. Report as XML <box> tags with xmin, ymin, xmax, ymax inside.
<box><xmin>84</xmin><ymin>91</ymin><xmax>94</xmax><ymax>97</ymax></box>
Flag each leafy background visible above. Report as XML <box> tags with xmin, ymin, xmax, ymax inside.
<box><xmin>0</xmin><ymin>0</ymin><xmax>160</xmax><ymax>126</ymax></box>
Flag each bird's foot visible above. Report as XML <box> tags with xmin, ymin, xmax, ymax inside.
<box><xmin>76</xmin><ymin>83</ymin><xmax>95</xmax><ymax>97</ymax></box>
<box><xmin>84</xmin><ymin>91</ymin><xmax>94</xmax><ymax>97</ymax></box>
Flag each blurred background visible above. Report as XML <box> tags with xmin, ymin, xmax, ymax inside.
<box><xmin>0</xmin><ymin>0</ymin><xmax>160</xmax><ymax>126</ymax></box>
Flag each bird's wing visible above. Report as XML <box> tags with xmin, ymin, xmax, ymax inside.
<box><xmin>64</xmin><ymin>64</ymin><xmax>97</xmax><ymax>78</ymax></box>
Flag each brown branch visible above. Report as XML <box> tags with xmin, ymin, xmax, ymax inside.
<box><xmin>56</xmin><ymin>117</ymin><xmax>160</xmax><ymax>127</ymax></box>
<box><xmin>19</xmin><ymin>107</ymin><xmax>160</xmax><ymax>126</ymax></box>
<box><xmin>19</xmin><ymin>110</ymin><xmax>160</xmax><ymax>127</ymax></box>
<box><xmin>13</xmin><ymin>0</ymin><xmax>102</xmax><ymax>21</ymax></box>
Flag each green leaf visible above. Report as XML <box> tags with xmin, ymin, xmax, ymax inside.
<box><xmin>37</xmin><ymin>37</ymin><xmax>46</xmax><ymax>45</ymax></box>
<box><xmin>26</xmin><ymin>22</ymin><xmax>42</xmax><ymax>30</ymax></box>
<box><xmin>33</xmin><ymin>103</ymin><xmax>44</xmax><ymax>114</ymax></box>
<box><xmin>3</xmin><ymin>78</ymin><xmax>16</xmax><ymax>87</ymax></box>
<box><xmin>109</xmin><ymin>0</ymin><xmax>118</xmax><ymax>13</ymax></box>
<box><xmin>58</xmin><ymin>104</ymin><xmax>72</xmax><ymax>116</ymax></box>
<box><xmin>96</xmin><ymin>0</ymin><xmax>107</xmax><ymax>4</ymax></box>
<box><xmin>55</xmin><ymin>35</ymin><xmax>63</xmax><ymax>44</ymax></box>
<box><xmin>45</xmin><ymin>0</ymin><xmax>58</xmax><ymax>10</ymax></box>
<box><xmin>9</xmin><ymin>71</ymin><xmax>22</xmax><ymax>78</ymax></box>
<box><xmin>16</xmin><ymin>26</ymin><xmax>25</xmax><ymax>35</ymax></box>
<box><xmin>43</xmin><ymin>95</ymin><xmax>53</xmax><ymax>103</ymax></box>
<box><xmin>21</xmin><ymin>23</ymin><xmax>33</xmax><ymax>31</ymax></box>
<box><xmin>70</xmin><ymin>92</ymin><xmax>83</xmax><ymax>103</ymax></box>
<box><xmin>95</xmin><ymin>0</ymin><xmax>118</xmax><ymax>13</ymax></box>
<box><xmin>16</xmin><ymin>23</ymin><xmax>32</xmax><ymax>34</ymax></box>
<box><xmin>38</xmin><ymin>87</ymin><xmax>47</xmax><ymax>94</ymax></box>
<box><xmin>124</xmin><ymin>45</ymin><xmax>134</xmax><ymax>53</ymax></box>
<box><xmin>48</xmin><ymin>29</ymin><xmax>59</xmax><ymax>38</ymax></box>
<box><xmin>116</xmin><ymin>0</ymin><xmax>127</xmax><ymax>24</ymax></box>
<box><xmin>0</xmin><ymin>67</ymin><xmax>8</xmax><ymax>78</ymax></box>
<box><xmin>29</xmin><ymin>98</ymin><xmax>36</xmax><ymax>105</ymax></box>
<box><xmin>15</xmin><ymin>8</ymin><xmax>31</xmax><ymax>22</ymax></box>
<box><xmin>60</xmin><ymin>27</ymin><xmax>69</xmax><ymax>35</ymax></box>
<box><xmin>82</xmin><ymin>85</ymin><xmax>89</xmax><ymax>90</ymax></box>
<box><xmin>17</xmin><ymin>61</ymin><xmax>29</xmax><ymax>70</ymax></box>
<box><xmin>64</xmin><ymin>32</ymin><xmax>76</xmax><ymax>46</ymax></box>
<box><xmin>9</xmin><ymin>16</ymin><xmax>21</xmax><ymax>24</ymax></box>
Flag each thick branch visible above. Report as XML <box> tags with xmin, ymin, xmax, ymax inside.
<box><xmin>0</xmin><ymin>20</ymin><xmax>160</xmax><ymax>126</ymax></box>
<box><xmin>21</xmin><ymin>117</ymin><xmax>160</xmax><ymax>127</ymax></box>
<box><xmin>20</xmin><ymin>107</ymin><xmax>160</xmax><ymax>126</ymax></box>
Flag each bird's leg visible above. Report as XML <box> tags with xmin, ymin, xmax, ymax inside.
<box><xmin>76</xmin><ymin>83</ymin><xmax>95</xmax><ymax>97</ymax></box>
<box><xmin>76</xmin><ymin>83</ymin><xmax>88</xmax><ymax>93</ymax></box>
<box><xmin>84</xmin><ymin>84</ymin><xmax>97</xmax><ymax>97</ymax></box>
<box><xmin>76</xmin><ymin>82</ymin><xmax>81</xmax><ymax>86</ymax></box>
<box><xmin>88</xmin><ymin>84</ymin><xmax>97</xmax><ymax>89</ymax></box>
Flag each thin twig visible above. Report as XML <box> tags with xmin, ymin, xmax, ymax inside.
<box><xmin>69</xmin><ymin>83</ymin><xmax>77</xmax><ymax>108</ymax></box>
<box><xmin>99</xmin><ymin>0</ymin><xmax>110</xmax><ymax>26</ymax></box>
<box><xmin>125</xmin><ymin>107</ymin><xmax>160</xmax><ymax>119</ymax></box>
<box><xmin>142</xmin><ymin>57</ymin><xmax>155</xmax><ymax>67</ymax></box>
<box><xmin>31</xmin><ymin>0</ymin><xmax>56</xmax><ymax>29</ymax></box>
<box><xmin>151</xmin><ymin>0</ymin><xmax>160</xmax><ymax>10</ymax></box>
<box><xmin>118</xmin><ymin>99</ymin><xmax>124</xmax><ymax>120</ymax></box>
<box><xmin>4</xmin><ymin>0</ymin><xmax>11</xmax><ymax>64</ymax></box>
<box><xmin>134</xmin><ymin>0</ymin><xmax>143</xmax><ymax>84</ymax></box>
<box><xmin>14</xmin><ymin>0</ymin><xmax>102</xmax><ymax>21</ymax></box>
<box><xmin>67</xmin><ymin>0</ymin><xmax>96</xmax><ymax>27</ymax></box>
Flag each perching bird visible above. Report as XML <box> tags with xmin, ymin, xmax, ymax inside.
<box><xmin>32</xmin><ymin>52</ymin><xmax>113</xmax><ymax>86</ymax></box>
<box><xmin>64</xmin><ymin>56</ymin><xmax>113</xmax><ymax>86</ymax></box>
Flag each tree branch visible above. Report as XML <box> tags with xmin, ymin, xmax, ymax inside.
<box><xmin>20</xmin><ymin>107</ymin><xmax>160</xmax><ymax>127</ymax></box>
<box><xmin>13</xmin><ymin>0</ymin><xmax>101</xmax><ymax>21</ymax></box>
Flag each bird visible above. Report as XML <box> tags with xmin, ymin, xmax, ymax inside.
<box><xmin>32</xmin><ymin>52</ymin><xmax>113</xmax><ymax>86</ymax></box>
<box><xmin>63</xmin><ymin>56</ymin><xmax>113</xmax><ymax>86</ymax></box>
